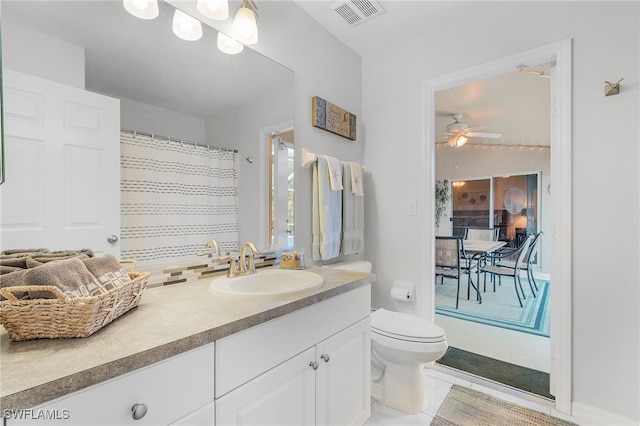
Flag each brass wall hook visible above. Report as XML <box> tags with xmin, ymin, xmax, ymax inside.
<box><xmin>605</xmin><ymin>78</ymin><xmax>623</xmax><ymax>96</ymax></box>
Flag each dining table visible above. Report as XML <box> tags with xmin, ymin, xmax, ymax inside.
<box><xmin>462</xmin><ymin>239</ymin><xmax>507</xmax><ymax>303</ymax></box>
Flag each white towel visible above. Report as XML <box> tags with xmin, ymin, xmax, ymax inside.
<box><xmin>341</xmin><ymin>162</ymin><xmax>365</xmax><ymax>255</ymax></box>
<box><xmin>322</xmin><ymin>155</ymin><xmax>343</xmax><ymax>191</ymax></box>
<box><xmin>312</xmin><ymin>157</ymin><xmax>342</xmax><ymax>260</ymax></box>
<box><xmin>349</xmin><ymin>162</ymin><xmax>364</xmax><ymax>196</ymax></box>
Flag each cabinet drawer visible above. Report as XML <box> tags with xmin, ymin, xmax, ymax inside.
<box><xmin>7</xmin><ymin>344</ymin><xmax>214</xmax><ymax>426</ymax></box>
<box><xmin>216</xmin><ymin>285</ymin><xmax>371</xmax><ymax>397</ymax></box>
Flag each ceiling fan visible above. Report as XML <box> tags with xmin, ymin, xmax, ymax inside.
<box><xmin>439</xmin><ymin>114</ymin><xmax>502</xmax><ymax>148</ymax></box>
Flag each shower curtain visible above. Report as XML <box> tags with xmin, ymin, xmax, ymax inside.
<box><xmin>120</xmin><ymin>131</ymin><xmax>239</xmax><ymax>267</ymax></box>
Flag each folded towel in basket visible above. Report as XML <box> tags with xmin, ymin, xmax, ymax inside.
<box><xmin>0</xmin><ymin>269</ymin><xmax>28</xmax><ymax>300</ymax></box>
<box><xmin>26</xmin><ymin>253</ymin><xmax>90</xmax><ymax>268</ymax></box>
<box><xmin>0</xmin><ymin>248</ymin><xmax>48</xmax><ymax>256</ymax></box>
<box><xmin>83</xmin><ymin>255</ymin><xmax>132</xmax><ymax>290</ymax></box>
<box><xmin>23</xmin><ymin>257</ymin><xmax>107</xmax><ymax>299</ymax></box>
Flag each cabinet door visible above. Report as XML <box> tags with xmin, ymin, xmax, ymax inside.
<box><xmin>171</xmin><ymin>401</ymin><xmax>214</xmax><ymax>426</ymax></box>
<box><xmin>315</xmin><ymin>318</ymin><xmax>371</xmax><ymax>426</ymax></box>
<box><xmin>216</xmin><ymin>348</ymin><xmax>316</xmax><ymax>426</ymax></box>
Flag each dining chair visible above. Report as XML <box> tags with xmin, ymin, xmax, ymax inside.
<box><xmin>435</xmin><ymin>236</ymin><xmax>478</xmax><ymax>308</ymax></box>
<box><xmin>465</xmin><ymin>228</ymin><xmax>499</xmax><ymax>287</ymax></box>
<box><xmin>465</xmin><ymin>228</ymin><xmax>499</xmax><ymax>241</ymax></box>
<box><xmin>479</xmin><ymin>234</ymin><xmax>534</xmax><ymax>307</ymax></box>
<box><xmin>520</xmin><ymin>231</ymin><xmax>543</xmax><ymax>294</ymax></box>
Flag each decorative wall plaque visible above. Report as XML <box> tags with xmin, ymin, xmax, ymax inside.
<box><xmin>311</xmin><ymin>96</ymin><xmax>356</xmax><ymax>141</ymax></box>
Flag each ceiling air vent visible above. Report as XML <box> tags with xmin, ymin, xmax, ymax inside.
<box><xmin>330</xmin><ymin>0</ymin><xmax>384</xmax><ymax>26</ymax></box>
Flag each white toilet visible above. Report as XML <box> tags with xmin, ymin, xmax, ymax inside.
<box><xmin>327</xmin><ymin>261</ymin><xmax>448</xmax><ymax>414</ymax></box>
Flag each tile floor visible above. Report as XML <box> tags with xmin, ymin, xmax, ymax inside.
<box><xmin>364</xmin><ymin>366</ymin><xmax>581</xmax><ymax>425</ymax></box>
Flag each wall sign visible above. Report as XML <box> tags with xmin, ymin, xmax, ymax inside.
<box><xmin>311</xmin><ymin>96</ymin><xmax>356</xmax><ymax>141</ymax></box>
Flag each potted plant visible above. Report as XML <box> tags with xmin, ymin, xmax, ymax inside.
<box><xmin>435</xmin><ymin>179</ymin><xmax>451</xmax><ymax>230</ymax></box>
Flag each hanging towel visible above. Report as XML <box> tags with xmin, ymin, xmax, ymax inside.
<box><xmin>322</xmin><ymin>155</ymin><xmax>343</xmax><ymax>191</ymax></box>
<box><xmin>341</xmin><ymin>162</ymin><xmax>365</xmax><ymax>255</ymax></box>
<box><xmin>312</xmin><ymin>157</ymin><xmax>342</xmax><ymax>260</ymax></box>
<box><xmin>349</xmin><ymin>162</ymin><xmax>364</xmax><ymax>196</ymax></box>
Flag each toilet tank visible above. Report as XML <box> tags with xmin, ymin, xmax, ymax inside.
<box><xmin>324</xmin><ymin>261</ymin><xmax>372</xmax><ymax>273</ymax></box>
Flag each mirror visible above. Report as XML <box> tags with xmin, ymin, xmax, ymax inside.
<box><xmin>1</xmin><ymin>0</ymin><xmax>294</xmax><ymax>259</ymax></box>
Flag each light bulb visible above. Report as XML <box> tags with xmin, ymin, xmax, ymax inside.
<box><xmin>217</xmin><ymin>32</ymin><xmax>244</xmax><ymax>54</ymax></box>
<box><xmin>123</xmin><ymin>0</ymin><xmax>159</xmax><ymax>19</ymax></box>
<box><xmin>197</xmin><ymin>0</ymin><xmax>229</xmax><ymax>20</ymax></box>
<box><xmin>173</xmin><ymin>9</ymin><xmax>203</xmax><ymax>41</ymax></box>
<box><xmin>232</xmin><ymin>6</ymin><xmax>258</xmax><ymax>45</ymax></box>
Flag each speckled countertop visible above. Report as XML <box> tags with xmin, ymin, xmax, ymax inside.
<box><xmin>0</xmin><ymin>266</ymin><xmax>375</xmax><ymax>411</ymax></box>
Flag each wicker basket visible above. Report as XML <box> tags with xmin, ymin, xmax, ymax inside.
<box><xmin>0</xmin><ymin>260</ymin><xmax>149</xmax><ymax>341</ymax></box>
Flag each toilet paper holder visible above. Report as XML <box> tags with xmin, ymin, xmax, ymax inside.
<box><xmin>390</xmin><ymin>281</ymin><xmax>415</xmax><ymax>302</ymax></box>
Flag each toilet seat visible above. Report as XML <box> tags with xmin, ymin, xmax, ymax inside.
<box><xmin>371</xmin><ymin>309</ymin><xmax>446</xmax><ymax>344</ymax></box>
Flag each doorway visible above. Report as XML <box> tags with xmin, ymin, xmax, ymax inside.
<box><xmin>423</xmin><ymin>40</ymin><xmax>572</xmax><ymax>413</ymax></box>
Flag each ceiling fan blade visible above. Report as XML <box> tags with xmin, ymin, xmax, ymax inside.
<box><xmin>465</xmin><ymin>131</ymin><xmax>502</xmax><ymax>139</ymax></box>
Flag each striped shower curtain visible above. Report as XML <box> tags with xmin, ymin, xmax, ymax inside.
<box><xmin>120</xmin><ymin>131</ymin><xmax>239</xmax><ymax>267</ymax></box>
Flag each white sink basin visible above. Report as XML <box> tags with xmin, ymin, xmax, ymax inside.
<box><xmin>210</xmin><ymin>269</ymin><xmax>324</xmax><ymax>296</ymax></box>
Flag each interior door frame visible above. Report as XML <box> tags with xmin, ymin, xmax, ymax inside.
<box><xmin>422</xmin><ymin>39</ymin><xmax>572</xmax><ymax>413</ymax></box>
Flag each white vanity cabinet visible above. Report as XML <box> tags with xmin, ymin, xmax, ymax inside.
<box><xmin>215</xmin><ymin>285</ymin><xmax>371</xmax><ymax>426</ymax></box>
<box><xmin>5</xmin><ymin>344</ymin><xmax>215</xmax><ymax>426</ymax></box>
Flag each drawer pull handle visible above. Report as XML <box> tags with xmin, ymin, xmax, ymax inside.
<box><xmin>309</xmin><ymin>361</ymin><xmax>319</xmax><ymax>370</ymax></box>
<box><xmin>131</xmin><ymin>403</ymin><xmax>148</xmax><ymax>420</ymax></box>
<box><xmin>321</xmin><ymin>353</ymin><xmax>330</xmax><ymax>362</ymax></box>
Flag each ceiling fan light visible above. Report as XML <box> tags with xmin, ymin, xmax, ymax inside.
<box><xmin>232</xmin><ymin>5</ymin><xmax>258</xmax><ymax>45</ymax></box>
<box><xmin>123</xmin><ymin>0</ymin><xmax>159</xmax><ymax>19</ymax></box>
<box><xmin>448</xmin><ymin>135</ymin><xmax>468</xmax><ymax>148</ymax></box>
<box><xmin>197</xmin><ymin>0</ymin><xmax>229</xmax><ymax>20</ymax></box>
<box><xmin>217</xmin><ymin>32</ymin><xmax>244</xmax><ymax>55</ymax></box>
<box><xmin>173</xmin><ymin>9</ymin><xmax>203</xmax><ymax>41</ymax></box>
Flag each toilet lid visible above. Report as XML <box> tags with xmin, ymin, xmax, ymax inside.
<box><xmin>371</xmin><ymin>309</ymin><xmax>446</xmax><ymax>343</ymax></box>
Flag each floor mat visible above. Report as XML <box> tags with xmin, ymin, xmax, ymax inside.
<box><xmin>436</xmin><ymin>347</ymin><xmax>554</xmax><ymax>400</ymax></box>
<box><xmin>431</xmin><ymin>385</ymin><xmax>576</xmax><ymax>426</ymax></box>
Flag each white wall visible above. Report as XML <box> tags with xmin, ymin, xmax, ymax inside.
<box><xmin>120</xmin><ymin>98</ymin><xmax>206</xmax><ymax>143</ymax></box>
<box><xmin>206</xmin><ymin>86</ymin><xmax>294</xmax><ymax>248</ymax></box>
<box><xmin>1</xmin><ymin>21</ymin><xmax>85</xmax><ymax>88</ymax></box>
<box><xmin>362</xmin><ymin>1</ymin><xmax>638</xmax><ymax>423</ymax></box>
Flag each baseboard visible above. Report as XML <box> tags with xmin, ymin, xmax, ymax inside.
<box><xmin>571</xmin><ymin>402</ymin><xmax>638</xmax><ymax>425</ymax></box>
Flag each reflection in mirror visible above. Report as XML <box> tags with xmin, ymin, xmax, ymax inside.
<box><xmin>269</xmin><ymin>131</ymin><xmax>294</xmax><ymax>249</ymax></box>
<box><xmin>1</xmin><ymin>0</ymin><xmax>294</xmax><ymax>266</ymax></box>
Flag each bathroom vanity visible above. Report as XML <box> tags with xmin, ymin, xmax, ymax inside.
<box><xmin>0</xmin><ymin>267</ymin><xmax>373</xmax><ymax>425</ymax></box>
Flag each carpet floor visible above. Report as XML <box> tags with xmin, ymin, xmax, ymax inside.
<box><xmin>435</xmin><ymin>276</ymin><xmax>550</xmax><ymax>337</ymax></box>
<box><xmin>436</xmin><ymin>347</ymin><xmax>553</xmax><ymax>400</ymax></box>
<box><xmin>431</xmin><ymin>385</ymin><xmax>577</xmax><ymax>426</ymax></box>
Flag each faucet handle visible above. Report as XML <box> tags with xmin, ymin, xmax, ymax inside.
<box><xmin>219</xmin><ymin>254</ymin><xmax>239</xmax><ymax>278</ymax></box>
<box><xmin>246</xmin><ymin>250</ymin><xmax>261</xmax><ymax>274</ymax></box>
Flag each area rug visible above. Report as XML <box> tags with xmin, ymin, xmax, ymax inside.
<box><xmin>431</xmin><ymin>385</ymin><xmax>578</xmax><ymax>426</ymax></box>
<box><xmin>435</xmin><ymin>278</ymin><xmax>550</xmax><ymax>337</ymax></box>
<box><xmin>436</xmin><ymin>347</ymin><xmax>553</xmax><ymax>399</ymax></box>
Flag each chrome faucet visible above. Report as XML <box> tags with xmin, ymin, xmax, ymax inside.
<box><xmin>196</xmin><ymin>238</ymin><xmax>220</xmax><ymax>258</ymax></box>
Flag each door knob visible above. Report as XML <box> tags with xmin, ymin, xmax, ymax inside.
<box><xmin>309</xmin><ymin>361</ymin><xmax>319</xmax><ymax>370</ymax></box>
<box><xmin>321</xmin><ymin>353</ymin><xmax>330</xmax><ymax>362</ymax></box>
<box><xmin>107</xmin><ymin>234</ymin><xmax>119</xmax><ymax>244</ymax></box>
<box><xmin>131</xmin><ymin>403</ymin><xmax>148</xmax><ymax>420</ymax></box>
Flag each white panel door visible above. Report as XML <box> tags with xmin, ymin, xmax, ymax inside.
<box><xmin>0</xmin><ymin>70</ymin><xmax>120</xmax><ymax>256</ymax></box>
<box><xmin>216</xmin><ymin>348</ymin><xmax>316</xmax><ymax>426</ymax></box>
<box><xmin>315</xmin><ymin>318</ymin><xmax>371</xmax><ymax>426</ymax></box>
